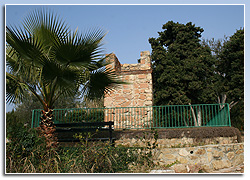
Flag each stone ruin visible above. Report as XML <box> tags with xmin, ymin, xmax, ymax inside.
<box><xmin>104</xmin><ymin>51</ymin><xmax>153</xmax><ymax>129</ymax></box>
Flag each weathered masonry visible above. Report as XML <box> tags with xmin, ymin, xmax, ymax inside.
<box><xmin>104</xmin><ymin>51</ymin><xmax>153</xmax><ymax>107</ymax></box>
<box><xmin>104</xmin><ymin>51</ymin><xmax>153</xmax><ymax>129</ymax></box>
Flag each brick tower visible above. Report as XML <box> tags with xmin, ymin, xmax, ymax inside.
<box><xmin>104</xmin><ymin>51</ymin><xmax>153</xmax><ymax>129</ymax></box>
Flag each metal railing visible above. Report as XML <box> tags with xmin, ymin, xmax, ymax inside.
<box><xmin>31</xmin><ymin>104</ymin><xmax>231</xmax><ymax>129</ymax></box>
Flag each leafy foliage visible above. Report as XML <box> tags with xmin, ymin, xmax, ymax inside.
<box><xmin>149</xmin><ymin>21</ymin><xmax>216</xmax><ymax>106</ymax></box>
<box><xmin>217</xmin><ymin>29</ymin><xmax>244</xmax><ymax>103</ymax></box>
<box><xmin>6</xmin><ymin>127</ymin><xmax>159</xmax><ymax>173</ymax></box>
<box><xmin>202</xmin><ymin>29</ymin><xmax>244</xmax><ymax>130</ymax></box>
<box><xmin>6</xmin><ymin>8</ymin><xmax>122</xmax><ymax>110</ymax></box>
<box><xmin>7</xmin><ymin>92</ymin><xmax>82</xmax><ymax>129</ymax></box>
<box><xmin>6</xmin><ymin>123</ymin><xmax>46</xmax><ymax>159</ymax></box>
<box><xmin>149</xmin><ymin>21</ymin><xmax>244</xmax><ymax>130</ymax></box>
<box><xmin>6</xmin><ymin>8</ymin><xmax>125</xmax><ymax>152</ymax></box>
<box><xmin>64</xmin><ymin>109</ymin><xmax>104</xmax><ymax>123</ymax></box>
<box><xmin>207</xmin><ymin>29</ymin><xmax>244</xmax><ymax>130</ymax></box>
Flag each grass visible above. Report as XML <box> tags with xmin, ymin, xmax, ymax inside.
<box><xmin>6</xmin><ymin>124</ymin><xmax>212</xmax><ymax>173</ymax></box>
<box><xmin>6</xmin><ymin>125</ymin><xmax>159</xmax><ymax>173</ymax></box>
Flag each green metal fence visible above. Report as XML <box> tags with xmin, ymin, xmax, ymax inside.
<box><xmin>31</xmin><ymin>103</ymin><xmax>231</xmax><ymax>129</ymax></box>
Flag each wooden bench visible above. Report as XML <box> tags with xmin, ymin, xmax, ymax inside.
<box><xmin>55</xmin><ymin>121</ymin><xmax>115</xmax><ymax>145</ymax></box>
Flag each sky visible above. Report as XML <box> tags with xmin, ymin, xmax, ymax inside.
<box><xmin>4</xmin><ymin>3</ymin><xmax>244</xmax><ymax>113</ymax></box>
<box><xmin>6</xmin><ymin>4</ymin><xmax>244</xmax><ymax>65</ymax></box>
<box><xmin>1</xmin><ymin>1</ymin><xmax>250</xmax><ymax>179</ymax></box>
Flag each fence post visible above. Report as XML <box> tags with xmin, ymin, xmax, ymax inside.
<box><xmin>227</xmin><ymin>103</ymin><xmax>231</xmax><ymax>127</ymax></box>
<box><xmin>31</xmin><ymin>110</ymin><xmax>35</xmax><ymax>128</ymax></box>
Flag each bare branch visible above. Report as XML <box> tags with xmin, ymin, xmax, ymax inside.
<box><xmin>189</xmin><ymin>103</ymin><xmax>198</xmax><ymax>126</ymax></box>
<box><xmin>229</xmin><ymin>101</ymin><xmax>239</xmax><ymax>110</ymax></box>
<box><xmin>221</xmin><ymin>93</ymin><xmax>226</xmax><ymax>104</ymax></box>
<box><xmin>217</xmin><ymin>93</ymin><xmax>226</xmax><ymax>110</ymax></box>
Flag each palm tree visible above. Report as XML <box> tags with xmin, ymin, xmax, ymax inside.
<box><xmin>6</xmin><ymin>9</ymin><xmax>122</xmax><ymax>148</ymax></box>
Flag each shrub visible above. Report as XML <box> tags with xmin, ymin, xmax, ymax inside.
<box><xmin>6</xmin><ymin>127</ymin><xmax>158</xmax><ymax>173</ymax></box>
<box><xmin>6</xmin><ymin>123</ymin><xmax>49</xmax><ymax>173</ymax></box>
<box><xmin>6</xmin><ymin>123</ymin><xmax>45</xmax><ymax>157</ymax></box>
<box><xmin>65</xmin><ymin>131</ymin><xmax>158</xmax><ymax>173</ymax></box>
<box><xmin>64</xmin><ymin>109</ymin><xmax>104</xmax><ymax>123</ymax></box>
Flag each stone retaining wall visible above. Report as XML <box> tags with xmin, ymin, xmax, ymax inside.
<box><xmin>115</xmin><ymin>136</ymin><xmax>238</xmax><ymax>148</ymax></box>
<box><xmin>152</xmin><ymin>143</ymin><xmax>244</xmax><ymax>173</ymax></box>
<box><xmin>114</xmin><ymin>133</ymin><xmax>243</xmax><ymax>173</ymax></box>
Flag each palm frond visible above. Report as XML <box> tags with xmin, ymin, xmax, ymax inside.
<box><xmin>6</xmin><ymin>25</ymin><xmax>47</xmax><ymax>67</ymax></box>
<box><xmin>6</xmin><ymin>8</ymin><xmax>124</xmax><ymax>108</ymax></box>
<box><xmin>82</xmin><ymin>67</ymin><xmax>126</xmax><ymax>99</ymax></box>
<box><xmin>23</xmin><ymin>8</ymin><xmax>69</xmax><ymax>44</ymax></box>
<box><xmin>6</xmin><ymin>73</ymin><xmax>27</xmax><ymax>104</ymax></box>
<box><xmin>52</xmin><ymin>28</ymin><xmax>106</xmax><ymax>68</ymax></box>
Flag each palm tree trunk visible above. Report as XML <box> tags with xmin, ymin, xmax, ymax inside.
<box><xmin>38</xmin><ymin>108</ymin><xmax>58</xmax><ymax>149</ymax></box>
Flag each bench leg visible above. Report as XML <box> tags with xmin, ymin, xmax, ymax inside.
<box><xmin>109</xmin><ymin>123</ymin><xmax>114</xmax><ymax>146</ymax></box>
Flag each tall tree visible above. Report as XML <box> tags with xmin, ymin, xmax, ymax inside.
<box><xmin>217</xmin><ymin>29</ymin><xmax>244</xmax><ymax>105</ymax></box>
<box><xmin>149</xmin><ymin>21</ymin><xmax>216</xmax><ymax>106</ymax></box>
<box><xmin>207</xmin><ymin>29</ymin><xmax>244</xmax><ymax>130</ymax></box>
<box><xmin>6</xmin><ymin>9</ymin><xmax>122</xmax><ymax>148</ymax></box>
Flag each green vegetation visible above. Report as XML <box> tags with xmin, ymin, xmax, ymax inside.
<box><xmin>6</xmin><ymin>8</ymin><xmax>123</xmax><ymax>149</ymax></box>
<box><xmin>149</xmin><ymin>21</ymin><xmax>216</xmax><ymax>105</ymax></box>
<box><xmin>6</xmin><ymin>12</ymin><xmax>243</xmax><ymax>173</ymax></box>
<box><xmin>149</xmin><ymin>21</ymin><xmax>244</xmax><ymax>130</ymax></box>
<box><xmin>6</xmin><ymin>9</ymin><xmax>120</xmax><ymax>110</ymax></box>
<box><xmin>203</xmin><ymin>29</ymin><xmax>244</xmax><ymax>131</ymax></box>
<box><xmin>6</xmin><ymin>125</ymin><xmax>159</xmax><ymax>173</ymax></box>
<box><xmin>7</xmin><ymin>93</ymin><xmax>81</xmax><ymax>128</ymax></box>
<box><xmin>214</xmin><ymin>29</ymin><xmax>244</xmax><ymax>130</ymax></box>
<box><xmin>64</xmin><ymin>109</ymin><xmax>104</xmax><ymax>123</ymax></box>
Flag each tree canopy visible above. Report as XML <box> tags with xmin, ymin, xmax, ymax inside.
<box><xmin>149</xmin><ymin>21</ymin><xmax>244</xmax><ymax>130</ymax></box>
<box><xmin>205</xmin><ymin>29</ymin><xmax>244</xmax><ymax>130</ymax></box>
<box><xmin>217</xmin><ymin>29</ymin><xmax>244</xmax><ymax>103</ymax></box>
<box><xmin>149</xmin><ymin>21</ymin><xmax>216</xmax><ymax>105</ymax></box>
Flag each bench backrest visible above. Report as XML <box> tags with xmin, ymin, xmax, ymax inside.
<box><xmin>55</xmin><ymin>121</ymin><xmax>114</xmax><ymax>128</ymax></box>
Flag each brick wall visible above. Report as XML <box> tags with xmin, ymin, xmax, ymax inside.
<box><xmin>104</xmin><ymin>51</ymin><xmax>153</xmax><ymax>128</ymax></box>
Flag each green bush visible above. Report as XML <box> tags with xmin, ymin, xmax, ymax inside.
<box><xmin>64</xmin><ymin>109</ymin><xmax>104</xmax><ymax>123</ymax></box>
<box><xmin>230</xmin><ymin>102</ymin><xmax>244</xmax><ymax>131</ymax></box>
<box><xmin>6</xmin><ymin>123</ymin><xmax>53</xmax><ymax>173</ymax></box>
<box><xmin>6</xmin><ymin>110</ymin><xmax>30</xmax><ymax>129</ymax></box>
<box><xmin>6</xmin><ymin>127</ymin><xmax>158</xmax><ymax>173</ymax></box>
<box><xmin>57</xmin><ymin>144</ymin><xmax>140</xmax><ymax>173</ymax></box>
<box><xmin>65</xmin><ymin>131</ymin><xmax>157</xmax><ymax>173</ymax></box>
<box><xmin>6</xmin><ymin>123</ymin><xmax>46</xmax><ymax>158</ymax></box>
